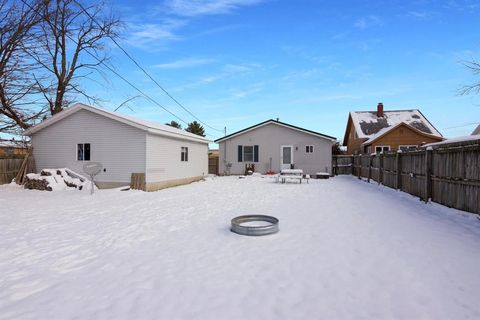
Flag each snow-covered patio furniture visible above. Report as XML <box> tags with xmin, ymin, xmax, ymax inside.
<box><xmin>315</xmin><ymin>172</ymin><xmax>330</xmax><ymax>179</ymax></box>
<box><xmin>279</xmin><ymin>169</ymin><xmax>303</xmax><ymax>184</ymax></box>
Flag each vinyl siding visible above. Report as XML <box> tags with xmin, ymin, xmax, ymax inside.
<box><xmin>31</xmin><ymin>109</ymin><xmax>146</xmax><ymax>183</ymax></box>
<box><xmin>145</xmin><ymin>133</ymin><xmax>208</xmax><ymax>183</ymax></box>
<box><xmin>218</xmin><ymin>123</ymin><xmax>333</xmax><ymax>175</ymax></box>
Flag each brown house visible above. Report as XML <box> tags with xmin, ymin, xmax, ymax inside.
<box><xmin>0</xmin><ymin>139</ymin><xmax>29</xmax><ymax>157</ymax></box>
<box><xmin>343</xmin><ymin>103</ymin><xmax>443</xmax><ymax>154</ymax></box>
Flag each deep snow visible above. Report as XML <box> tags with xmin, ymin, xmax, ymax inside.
<box><xmin>1</xmin><ymin>176</ymin><xmax>480</xmax><ymax>319</ymax></box>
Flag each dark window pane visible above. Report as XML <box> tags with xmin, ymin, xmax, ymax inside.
<box><xmin>185</xmin><ymin>148</ymin><xmax>188</xmax><ymax>161</ymax></box>
<box><xmin>84</xmin><ymin>144</ymin><xmax>90</xmax><ymax>161</ymax></box>
<box><xmin>77</xmin><ymin>144</ymin><xmax>84</xmax><ymax>160</ymax></box>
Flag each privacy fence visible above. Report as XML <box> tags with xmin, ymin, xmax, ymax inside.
<box><xmin>0</xmin><ymin>155</ymin><xmax>26</xmax><ymax>185</ymax></box>
<box><xmin>333</xmin><ymin>139</ymin><xmax>480</xmax><ymax>214</ymax></box>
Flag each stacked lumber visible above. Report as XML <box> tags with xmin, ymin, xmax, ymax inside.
<box><xmin>15</xmin><ymin>148</ymin><xmax>35</xmax><ymax>185</ymax></box>
<box><xmin>130</xmin><ymin>173</ymin><xmax>145</xmax><ymax>191</ymax></box>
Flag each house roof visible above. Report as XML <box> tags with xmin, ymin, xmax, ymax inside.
<box><xmin>347</xmin><ymin>109</ymin><xmax>442</xmax><ymax>144</ymax></box>
<box><xmin>23</xmin><ymin>103</ymin><xmax>211</xmax><ymax>144</ymax></box>
<box><xmin>360</xmin><ymin>122</ymin><xmax>443</xmax><ymax>146</ymax></box>
<box><xmin>214</xmin><ymin>119</ymin><xmax>336</xmax><ymax>143</ymax></box>
<box><xmin>472</xmin><ymin>124</ymin><xmax>480</xmax><ymax>135</ymax></box>
<box><xmin>0</xmin><ymin>139</ymin><xmax>29</xmax><ymax>148</ymax></box>
<box><xmin>424</xmin><ymin>134</ymin><xmax>480</xmax><ymax>148</ymax></box>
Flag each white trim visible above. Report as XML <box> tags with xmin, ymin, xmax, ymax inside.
<box><xmin>216</xmin><ymin>120</ymin><xmax>336</xmax><ymax>143</ymax></box>
<box><xmin>398</xmin><ymin>144</ymin><xmax>417</xmax><ymax>151</ymax></box>
<box><xmin>374</xmin><ymin>145</ymin><xmax>390</xmax><ymax>153</ymax></box>
<box><xmin>24</xmin><ymin>103</ymin><xmax>211</xmax><ymax>144</ymax></box>
<box><xmin>280</xmin><ymin>145</ymin><xmax>294</xmax><ymax>170</ymax></box>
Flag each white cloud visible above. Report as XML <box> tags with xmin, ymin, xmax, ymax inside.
<box><xmin>405</xmin><ymin>11</ymin><xmax>441</xmax><ymax>20</ymax></box>
<box><xmin>354</xmin><ymin>15</ymin><xmax>383</xmax><ymax>30</ymax></box>
<box><xmin>165</xmin><ymin>0</ymin><xmax>265</xmax><ymax>17</ymax></box>
<box><xmin>153</xmin><ymin>58</ymin><xmax>215</xmax><ymax>69</ymax></box>
<box><xmin>125</xmin><ymin>19</ymin><xmax>186</xmax><ymax>50</ymax></box>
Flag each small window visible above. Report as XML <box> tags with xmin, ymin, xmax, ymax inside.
<box><xmin>243</xmin><ymin>146</ymin><xmax>254</xmax><ymax>162</ymax></box>
<box><xmin>306</xmin><ymin>145</ymin><xmax>314</xmax><ymax>153</ymax></box>
<box><xmin>399</xmin><ymin>145</ymin><xmax>417</xmax><ymax>151</ymax></box>
<box><xmin>181</xmin><ymin>147</ymin><xmax>188</xmax><ymax>162</ymax></box>
<box><xmin>375</xmin><ymin>145</ymin><xmax>390</xmax><ymax>153</ymax></box>
<box><xmin>77</xmin><ymin>143</ymin><xmax>90</xmax><ymax>161</ymax></box>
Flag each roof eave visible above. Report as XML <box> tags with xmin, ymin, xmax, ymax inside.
<box><xmin>215</xmin><ymin>119</ymin><xmax>336</xmax><ymax>143</ymax></box>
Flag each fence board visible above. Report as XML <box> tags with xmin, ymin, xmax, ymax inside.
<box><xmin>0</xmin><ymin>158</ymin><xmax>24</xmax><ymax>184</ymax></box>
<box><xmin>333</xmin><ymin>140</ymin><xmax>480</xmax><ymax>214</ymax></box>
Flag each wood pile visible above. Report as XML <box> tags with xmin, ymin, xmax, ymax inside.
<box><xmin>24</xmin><ymin>175</ymin><xmax>52</xmax><ymax>191</ymax></box>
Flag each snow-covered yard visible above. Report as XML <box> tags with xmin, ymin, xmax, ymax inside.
<box><xmin>1</xmin><ymin>175</ymin><xmax>480</xmax><ymax>319</ymax></box>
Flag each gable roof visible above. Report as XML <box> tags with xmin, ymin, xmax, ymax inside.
<box><xmin>23</xmin><ymin>103</ymin><xmax>211</xmax><ymax>144</ymax></box>
<box><xmin>214</xmin><ymin>119</ymin><xmax>336</xmax><ymax>143</ymax></box>
<box><xmin>360</xmin><ymin>122</ymin><xmax>443</xmax><ymax>146</ymax></box>
<box><xmin>472</xmin><ymin>124</ymin><xmax>480</xmax><ymax>135</ymax></box>
<box><xmin>351</xmin><ymin>109</ymin><xmax>441</xmax><ymax>138</ymax></box>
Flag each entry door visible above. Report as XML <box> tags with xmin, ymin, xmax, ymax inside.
<box><xmin>280</xmin><ymin>145</ymin><xmax>293</xmax><ymax>170</ymax></box>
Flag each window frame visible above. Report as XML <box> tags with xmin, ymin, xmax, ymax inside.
<box><xmin>305</xmin><ymin>145</ymin><xmax>314</xmax><ymax>153</ymax></box>
<box><xmin>77</xmin><ymin>143</ymin><xmax>91</xmax><ymax>161</ymax></box>
<box><xmin>243</xmin><ymin>146</ymin><xmax>254</xmax><ymax>162</ymax></box>
<box><xmin>181</xmin><ymin>146</ymin><xmax>189</xmax><ymax>162</ymax></box>
<box><xmin>398</xmin><ymin>145</ymin><xmax>417</xmax><ymax>151</ymax></box>
<box><xmin>374</xmin><ymin>145</ymin><xmax>390</xmax><ymax>153</ymax></box>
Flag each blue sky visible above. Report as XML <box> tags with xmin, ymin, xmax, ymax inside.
<box><xmin>84</xmin><ymin>0</ymin><xmax>480</xmax><ymax>143</ymax></box>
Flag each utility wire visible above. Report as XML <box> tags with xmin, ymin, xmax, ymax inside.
<box><xmin>74</xmin><ymin>0</ymin><xmax>224</xmax><ymax>133</ymax></box>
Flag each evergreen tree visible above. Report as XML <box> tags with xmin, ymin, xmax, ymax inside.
<box><xmin>165</xmin><ymin>120</ymin><xmax>182</xmax><ymax>129</ymax></box>
<box><xmin>185</xmin><ymin>121</ymin><xmax>205</xmax><ymax>137</ymax></box>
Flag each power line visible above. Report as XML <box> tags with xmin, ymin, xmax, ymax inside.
<box><xmin>74</xmin><ymin>0</ymin><xmax>225</xmax><ymax>133</ymax></box>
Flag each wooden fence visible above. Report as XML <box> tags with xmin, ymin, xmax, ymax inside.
<box><xmin>333</xmin><ymin>139</ymin><xmax>480</xmax><ymax>214</ymax></box>
<box><xmin>0</xmin><ymin>155</ymin><xmax>26</xmax><ymax>184</ymax></box>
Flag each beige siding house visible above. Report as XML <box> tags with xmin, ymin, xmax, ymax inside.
<box><xmin>24</xmin><ymin>103</ymin><xmax>210</xmax><ymax>191</ymax></box>
<box><xmin>215</xmin><ymin>119</ymin><xmax>336</xmax><ymax>175</ymax></box>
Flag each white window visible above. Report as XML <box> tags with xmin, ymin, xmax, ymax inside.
<box><xmin>398</xmin><ymin>145</ymin><xmax>417</xmax><ymax>151</ymax></box>
<box><xmin>181</xmin><ymin>147</ymin><xmax>188</xmax><ymax>161</ymax></box>
<box><xmin>306</xmin><ymin>145</ymin><xmax>314</xmax><ymax>153</ymax></box>
<box><xmin>77</xmin><ymin>143</ymin><xmax>90</xmax><ymax>161</ymax></box>
<box><xmin>243</xmin><ymin>146</ymin><xmax>254</xmax><ymax>162</ymax></box>
<box><xmin>375</xmin><ymin>145</ymin><xmax>390</xmax><ymax>153</ymax></box>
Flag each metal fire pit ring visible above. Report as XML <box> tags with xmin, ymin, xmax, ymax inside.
<box><xmin>231</xmin><ymin>215</ymin><xmax>279</xmax><ymax>236</ymax></box>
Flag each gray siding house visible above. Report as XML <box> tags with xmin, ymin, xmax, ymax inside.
<box><xmin>24</xmin><ymin>103</ymin><xmax>210</xmax><ymax>191</ymax></box>
<box><xmin>215</xmin><ymin>120</ymin><xmax>336</xmax><ymax>175</ymax></box>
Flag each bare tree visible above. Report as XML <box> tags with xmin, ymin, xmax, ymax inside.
<box><xmin>0</xmin><ymin>0</ymin><xmax>44</xmax><ymax>133</ymax></box>
<box><xmin>460</xmin><ymin>60</ymin><xmax>480</xmax><ymax>95</ymax></box>
<box><xmin>0</xmin><ymin>0</ymin><xmax>120</xmax><ymax>134</ymax></box>
<box><xmin>32</xmin><ymin>0</ymin><xmax>120</xmax><ymax>115</ymax></box>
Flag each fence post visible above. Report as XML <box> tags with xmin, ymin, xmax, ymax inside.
<box><xmin>396</xmin><ymin>151</ymin><xmax>402</xmax><ymax>190</ymax></box>
<box><xmin>356</xmin><ymin>155</ymin><xmax>360</xmax><ymax>179</ymax></box>
<box><xmin>350</xmin><ymin>155</ymin><xmax>354</xmax><ymax>175</ymax></box>
<box><xmin>379</xmin><ymin>153</ymin><xmax>384</xmax><ymax>185</ymax></box>
<box><xmin>425</xmin><ymin>147</ymin><xmax>432</xmax><ymax>203</ymax></box>
<box><xmin>367</xmin><ymin>153</ymin><xmax>372</xmax><ymax>182</ymax></box>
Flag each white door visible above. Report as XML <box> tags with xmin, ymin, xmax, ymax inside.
<box><xmin>280</xmin><ymin>145</ymin><xmax>293</xmax><ymax>170</ymax></box>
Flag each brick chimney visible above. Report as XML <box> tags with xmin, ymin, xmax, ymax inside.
<box><xmin>377</xmin><ymin>102</ymin><xmax>384</xmax><ymax>117</ymax></box>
